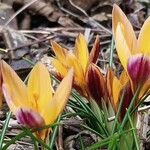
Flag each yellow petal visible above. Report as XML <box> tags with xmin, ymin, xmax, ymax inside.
<box><xmin>119</xmin><ymin>70</ymin><xmax>129</xmax><ymax>86</ymax></box>
<box><xmin>75</xmin><ymin>34</ymin><xmax>89</xmax><ymax>73</ymax></box>
<box><xmin>112</xmin><ymin>76</ymin><xmax>122</xmax><ymax>112</ymax></box>
<box><xmin>106</xmin><ymin>68</ymin><xmax>114</xmax><ymax>102</ymax></box>
<box><xmin>115</xmin><ymin>23</ymin><xmax>131</xmax><ymax>70</ymax></box>
<box><xmin>112</xmin><ymin>4</ymin><xmax>137</xmax><ymax>53</ymax></box>
<box><xmin>52</xmin><ymin>58</ymin><xmax>68</xmax><ymax>77</ymax></box>
<box><xmin>1</xmin><ymin>60</ymin><xmax>28</xmax><ymax>113</ymax></box>
<box><xmin>51</xmin><ymin>41</ymin><xmax>67</xmax><ymax>63</ymax></box>
<box><xmin>42</xmin><ymin>69</ymin><xmax>74</xmax><ymax>125</ymax></box>
<box><xmin>27</xmin><ymin>63</ymin><xmax>52</xmax><ymax>114</ymax></box>
<box><xmin>138</xmin><ymin>79</ymin><xmax>150</xmax><ymax>100</ymax></box>
<box><xmin>66</xmin><ymin>52</ymin><xmax>85</xmax><ymax>87</ymax></box>
<box><xmin>138</xmin><ymin>16</ymin><xmax>150</xmax><ymax>55</ymax></box>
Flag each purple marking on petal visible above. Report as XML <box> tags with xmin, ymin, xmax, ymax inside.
<box><xmin>128</xmin><ymin>54</ymin><xmax>150</xmax><ymax>88</ymax></box>
<box><xmin>16</xmin><ymin>108</ymin><xmax>45</xmax><ymax>128</ymax></box>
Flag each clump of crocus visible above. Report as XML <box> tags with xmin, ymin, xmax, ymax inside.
<box><xmin>86</xmin><ymin>63</ymin><xmax>133</xmax><ymax>119</ymax></box>
<box><xmin>1</xmin><ymin>60</ymin><xmax>73</xmax><ymax>140</ymax></box>
<box><xmin>112</xmin><ymin>4</ymin><xmax>150</xmax><ymax>96</ymax></box>
<box><xmin>51</xmin><ymin>34</ymin><xmax>100</xmax><ymax>97</ymax></box>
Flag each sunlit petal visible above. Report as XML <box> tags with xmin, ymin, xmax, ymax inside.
<box><xmin>119</xmin><ymin>70</ymin><xmax>129</xmax><ymax>86</ymax></box>
<box><xmin>138</xmin><ymin>79</ymin><xmax>150</xmax><ymax>100</ymax></box>
<box><xmin>66</xmin><ymin>52</ymin><xmax>85</xmax><ymax>87</ymax></box>
<box><xmin>42</xmin><ymin>69</ymin><xmax>74</xmax><ymax>125</ymax></box>
<box><xmin>52</xmin><ymin>58</ymin><xmax>68</xmax><ymax>77</ymax></box>
<box><xmin>106</xmin><ymin>68</ymin><xmax>114</xmax><ymax>102</ymax></box>
<box><xmin>51</xmin><ymin>41</ymin><xmax>67</xmax><ymax>63</ymax></box>
<box><xmin>75</xmin><ymin>34</ymin><xmax>89</xmax><ymax>73</ymax></box>
<box><xmin>112</xmin><ymin>76</ymin><xmax>122</xmax><ymax>111</ymax></box>
<box><xmin>115</xmin><ymin>23</ymin><xmax>131</xmax><ymax>69</ymax></box>
<box><xmin>2</xmin><ymin>84</ymin><xmax>17</xmax><ymax>113</ymax></box>
<box><xmin>89</xmin><ymin>35</ymin><xmax>100</xmax><ymax>64</ymax></box>
<box><xmin>1</xmin><ymin>60</ymin><xmax>29</xmax><ymax>111</ymax></box>
<box><xmin>138</xmin><ymin>16</ymin><xmax>150</xmax><ymax>55</ymax></box>
<box><xmin>28</xmin><ymin>63</ymin><xmax>52</xmax><ymax>114</ymax></box>
<box><xmin>112</xmin><ymin>4</ymin><xmax>137</xmax><ymax>53</ymax></box>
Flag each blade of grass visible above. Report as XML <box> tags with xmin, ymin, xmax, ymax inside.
<box><xmin>22</xmin><ymin>128</ymin><xmax>38</xmax><ymax>150</ymax></box>
<box><xmin>2</xmin><ymin>131</ymin><xmax>27</xmax><ymax>150</ymax></box>
<box><xmin>126</xmin><ymin>109</ymin><xmax>140</xmax><ymax>150</ymax></box>
<box><xmin>86</xmin><ymin>128</ymin><xmax>135</xmax><ymax>150</ymax></box>
<box><xmin>131</xmin><ymin>91</ymin><xmax>150</xmax><ymax>114</ymax></box>
<box><xmin>121</xmin><ymin>86</ymin><xmax>141</xmax><ymax>128</ymax></box>
<box><xmin>79</xmin><ymin>134</ymin><xmax>85</xmax><ymax>150</ymax></box>
<box><xmin>0</xmin><ymin>111</ymin><xmax>12</xmax><ymax>149</ymax></box>
<box><xmin>81</xmin><ymin>124</ymin><xmax>105</xmax><ymax>138</ymax></box>
<box><xmin>109</xmin><ymin>37</ymin><xmax>114</xmax><ymax>68</ymax></box>
<box><xmin>85</xmin><ymin>134</ymin><xmax>118</xmax><ymax>150</ymax></box>
<box><xmin>49</xmin><ymin>115</ymin><xmax>61</xmax><ymax>149</ymax></box>
<box><xmin>111</xmin><ymin>89</ymin><xmax>125</xmax><ymax>134</ymax></box>
<box><xmin>72</xmin><ymin>93</ymin><xmax>109</xmax><ymax>137</ymax></box>
<box><xmin>108</xmin><ymin>89</ymin><xmax>125</xmax><ymax>150</ymax></box>
<box><xmin>23</xmin><ymin>127</ymin><xmax>51</xmax><ymax>150</ymax></box>
<box><xmin>3</xmin><ymin>123</ymin><xmax>59</xmax><ymax>150</ymax></box>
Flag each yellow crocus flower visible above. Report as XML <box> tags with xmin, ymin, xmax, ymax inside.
<box><xmin>112</xmin><ymin>4</ymin><xmax>150</xmax><ymax>95</ymax></box>
<box><xmin>1</xmin><ymin>60</ymin><xmax>73</xmax><ymax>140</ymax></box>
<box><xmin>51</xmin><ymin>34</ymin><xmax>100</xmax><ymax>97</ymax></box>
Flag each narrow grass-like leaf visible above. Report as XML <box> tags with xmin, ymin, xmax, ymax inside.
<box><xmin>2</xmin><ymin>131</ymin><xmax>27</xmax><ymax>150</ymax></box>
<box><xmin>72</xmin><ymin>93</ymin><xmax>109</xmax><ymax>137</ymax></box>
<box><xmin>131</xmin><ymin>91</ymin><xmax>150</xmax><ymax>114</ymax></box>
<box><xmin>111</xmin><ymin>89</ymin><xmax>125</xmax><ymax>134</ymax></box>
<box><xmin>3</xmin><ymin>123</ymin><xmax>59</xmax><ymax>150</ymax></box>
<box><xmin>85</xmin><ymin>134</ymin><xmax>117</xmax><ymax>150</ymax></box>
<box><xmin>86</xmin><ymin>128</ymin><xmax>135</xmax><ymax>150</ymax></box>
<box><xmin>79</xmin><ymin>134</ymin><xmax>85</xmax><ymax>150</ymax></box>
<box><xmin>0</xmin><ymin>111</ymin><xmax>12</xmax><ymax>149</ymax></box>
<box><xmin>109</xmin><ymin>37</ymin><xmax>114</xmax><ymax>68</ymax></box>
<box><xmin>121</xmin><ymin>86</ymin><xmax>141</xmax><ymax>128</ymax></box>
<box><xmin>81</xmin><ymin>124</ymin><xmax>105</xmax><ymax>138</ymax></box>
<box><xmin>126</xmin><ymin>109</ymin><xmax>140</xmax><ymax>150</ymax></box>
<box><xmin>22</xmin><ymin>127</ymin><xmax>51</xmax><ymax>150</ymax></box>
<box><xmin>49</xmin><ymin>115</ymin><xmax>61</xmax><ymax>149</ymax></box>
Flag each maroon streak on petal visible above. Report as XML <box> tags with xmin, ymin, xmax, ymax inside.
<box><xmin>89</xmin><ymin>35</ymin><xmax>100</xmax><ymax>64</ymax></box>
<box><xmin>86</xmin><ymin>63</ymin><xmax>107</xmax><ymax>104</ymax></box>
<box><xmin>120</xmin><ymin>82</ymin><xmax>133</xmax><ymax>120</ymax></box>
<box><xmin>16</xmin><ymin>108</ymin><xmax>45</xmax><ymax>128</ymax></box>
<box><xmin>127</xmin><ymin>55</ymin><xmax>150</xmax><ymax>89</ymax></box>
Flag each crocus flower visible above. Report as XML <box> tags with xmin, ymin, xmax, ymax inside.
<box><xmin>112</xmin><ymin>4</ymin><xmax>150</xmax><ymax>95</ymax></box>
<box><xmin>51</xmin><ymin>34</ymin><xmax>100</xmax><ymax>97</ymax></box>
<box><xmin>86</xmin><ymin>63</ymin><xmax>109</xmax><ymax>105</ymax></box>
<box><xmin>1</xmin><ymin>60</ymin><xmax>73</xmax><ymax>140</ymax></box>
<box><xmin>86</xmin><ymin>63</ymin><xmax>132</xmax><ymax>119</ymax></box>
